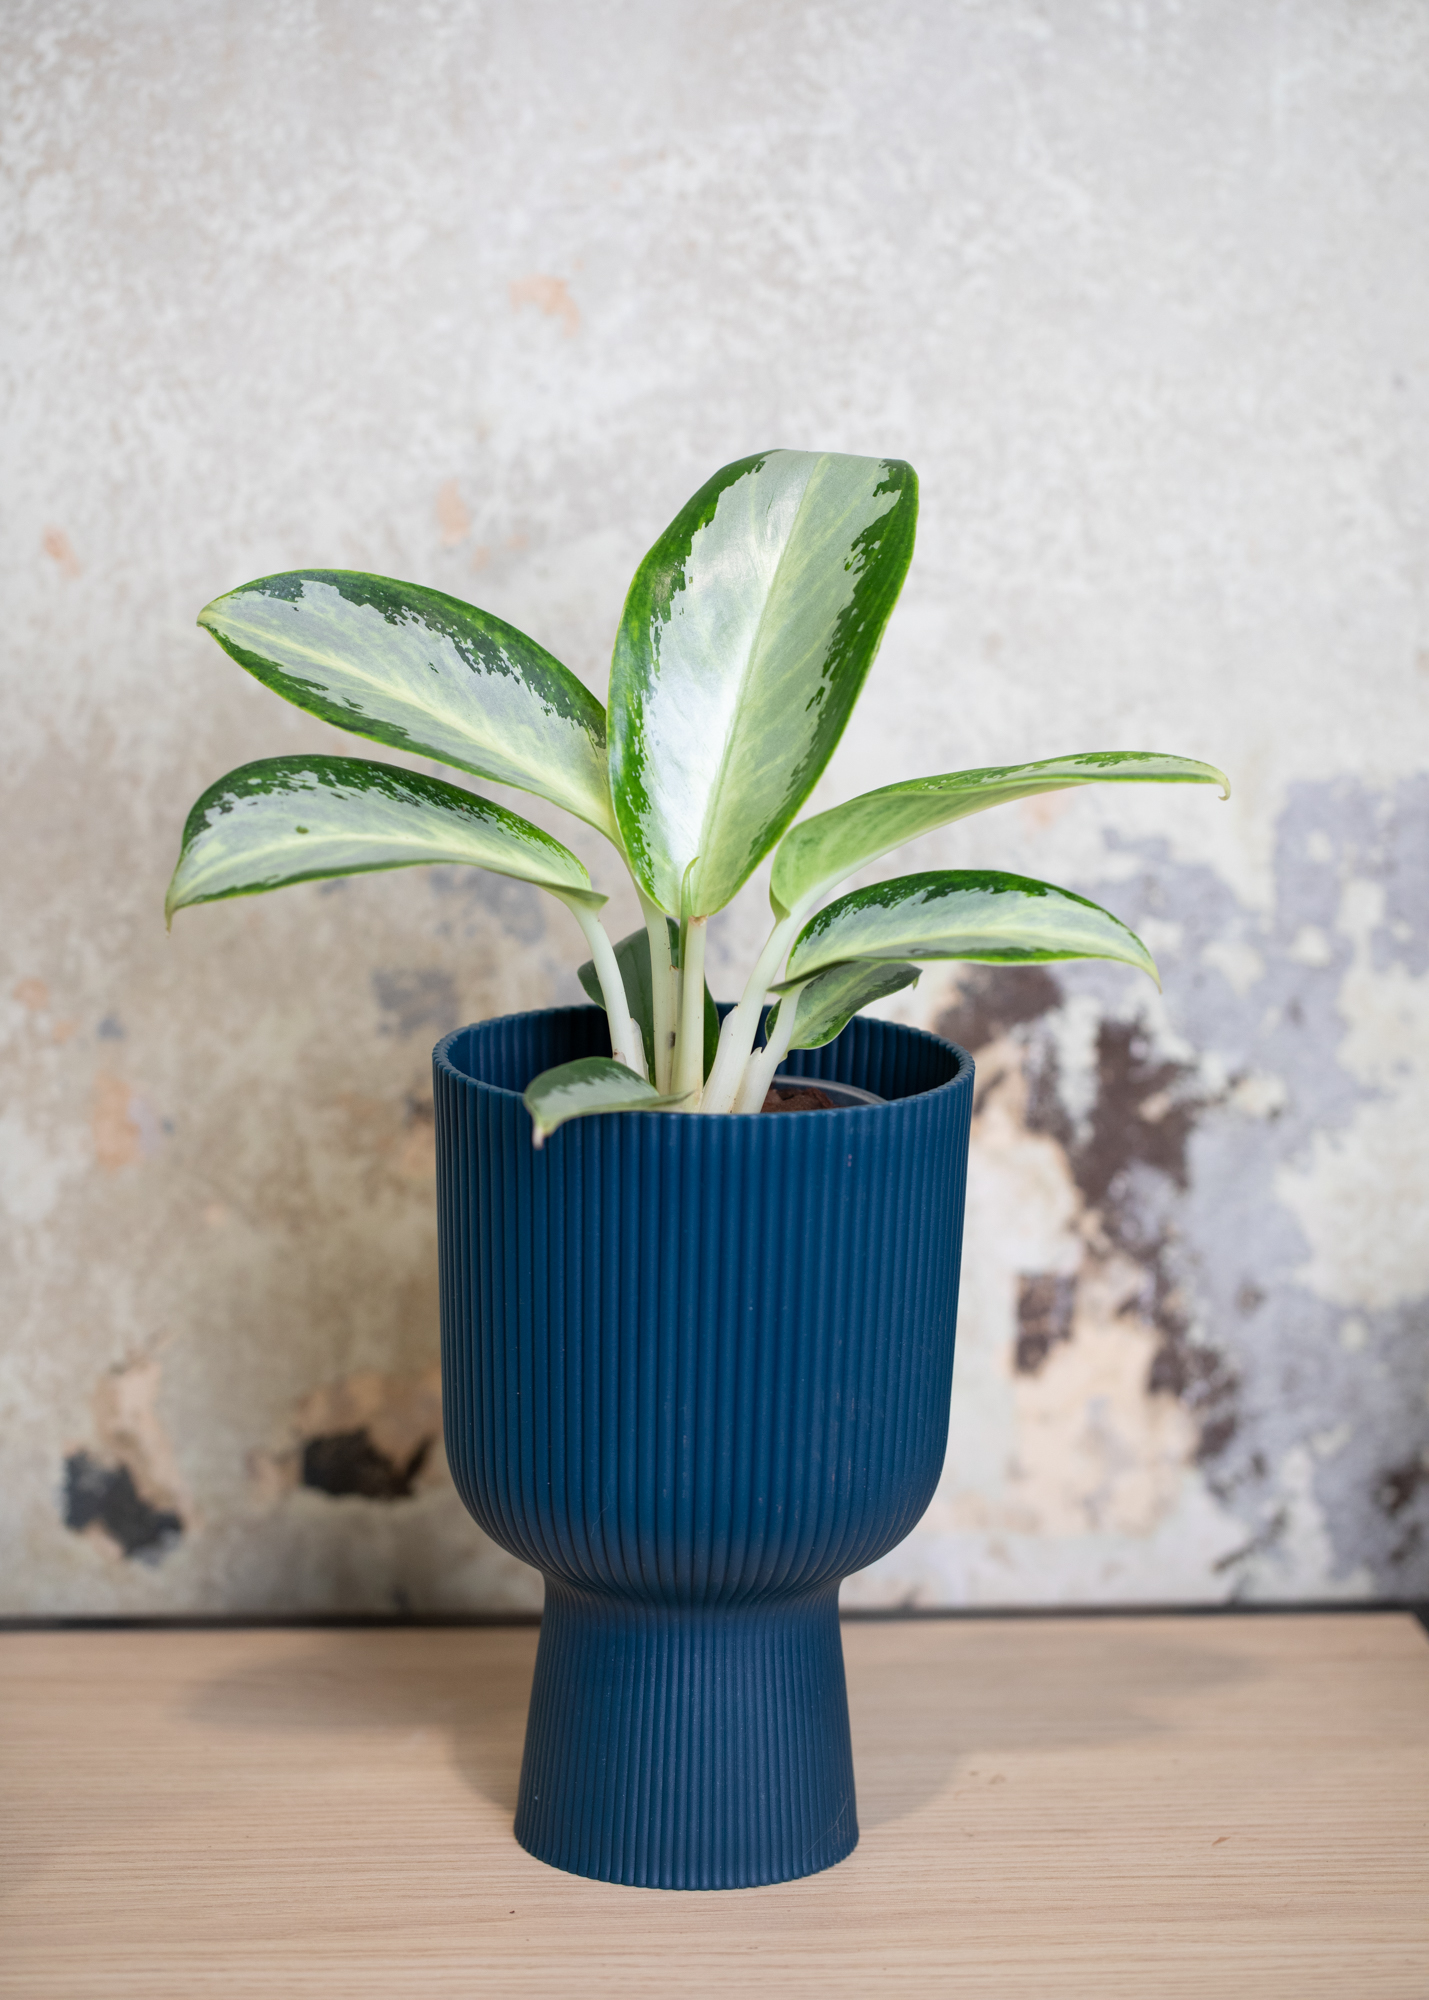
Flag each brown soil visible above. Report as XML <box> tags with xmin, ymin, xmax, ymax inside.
<box><xmin>761</xmin><ymin>1084</ymin><xmax>836</xmax><ymax>1114</ymax></box>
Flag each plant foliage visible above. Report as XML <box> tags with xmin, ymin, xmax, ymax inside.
<box><xmin>171</xmin><ymin>450</ymin><xmax>1228</xmax><ymax>1139</ymax></box>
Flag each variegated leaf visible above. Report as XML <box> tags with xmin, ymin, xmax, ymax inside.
<box><xmin>199</xmin><ymin>570</ymin><xmax>617</xmax><ymax>838</ymax></box>
<box><xmin>608</xmin><ymin>450</ymin><xmax>918</xmax><ymax>916</ymax></box>
<box><xmin>771</xmin><ymin>752</ymin><xmax>1230</xmax><ymax>917</ymax></box>
<box><xmin>523</xmin><ymin>1057</ymin><xmax>693</xmax><ymax>1146</ymax></box>
<box><xmin>781</xmin><ymin>870</ymin><xmax>1157</xmax><ymax>987</ymax></box>
<box><xmin>766</xmin><ymin>959</ymin><xmax>922</xmax><ymax>1050</ymax></box>
<box><xmin>165</xmin><ymin>754</ymin><xmax>602</xmax><ymax>922</ymax></box>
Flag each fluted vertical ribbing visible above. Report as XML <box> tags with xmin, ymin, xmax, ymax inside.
<box><xmin>434</xmin><ymin>1007</ymin><xmax>973</xmax><ymax>1890</ymax></box>
<box><xmin>514</xmin><ymin>1581</ymin><xmax>852</xmax><ymax>1888</ymax></box>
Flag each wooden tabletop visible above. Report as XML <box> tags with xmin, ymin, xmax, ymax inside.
<box><xmin>2</xmin><ymin>1613</ymin><xmax>1426</xmax><ymax>1997</ymax></box>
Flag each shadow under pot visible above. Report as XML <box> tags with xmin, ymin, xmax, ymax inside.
<box><xmin>432</xmin><ymin>1004</ymin><xmax>974</xmax><ymax>1891</ymax></box>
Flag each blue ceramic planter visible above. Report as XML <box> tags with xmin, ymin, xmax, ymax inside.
<box><xmin>433</xmin><ymin>1006</ymin><xmax>973</xmax><ymax>1890</ymax></box>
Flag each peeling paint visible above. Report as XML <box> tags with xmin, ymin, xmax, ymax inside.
<box><xmin>900</xmin><ymin>775</ymin><xmax>1429</xmax><ymax>1600</ymax></box>
<box><xmin>303</xmin><ymin>1429</ymin><xmax>431</xmax><ymax>1500</ymax></box>
<box><xmin>435</xmin><ymin>478</ymin><xmax>471</xmax><ymax>548</ymax></box>
<box><xmin>62</xmin><ymin>1357</ymin><xmax>189</xmax><ymax>1563</ymax></box>
<box><xmin>250</xmin><ymin>1368</ymin><xmax>443</xmax><ymax>1504</ymax></box>
<box><xmin>40</xmin><ymin>526</ymin><xmax>80</xmax><ymax>578</ymax></box>
<box><xmin>3</xmin><ymin>3</ymin><xmax>1426</xmax><ymax>1615</ymax></box>
<box><xmin>1014</xmin><ymin>1274</ymin><xmax>1076</xmax><ymax>1376</ymax></box>
<box><xmin>508</xmin><ymin>273</ymin><xmax>579</xmax><ymax>337</ymax></box>
<box><xmin>91</xmin><ymin>1073</ymin><xmax>141</xmax><ymax>1171</ymax></box>
<box><xmin>63</xmin><ymin>1454</ymin><xmax>182</xmax><ymax>1561</ymax></box>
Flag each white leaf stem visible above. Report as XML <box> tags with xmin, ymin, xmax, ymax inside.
<box><xmin>733</xmin><ymin>982</ymin><xmax>805</xmax><ymax>1114</ymax></box>
<box><xmin>563</xmin><ymin>898</ymin><xmax>644</xmax><ymax>1078</ymax></box>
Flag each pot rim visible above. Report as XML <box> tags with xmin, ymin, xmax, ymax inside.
<box><xmin>434</xmin><ymin>1003</ymin><xmax>973</xmax><ymax>1115</ymax></box>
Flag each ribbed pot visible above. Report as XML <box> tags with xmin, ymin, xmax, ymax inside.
<box><xmin>433</xmin><ymin>1006</ymin><xmax>973</xmax><ymax>1890</ymax></box>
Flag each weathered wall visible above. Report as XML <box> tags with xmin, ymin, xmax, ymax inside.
<box><xmin>3</xmin><ymin>0</ymin><xmax>1426</xmax><ymax>1613</ymax></box>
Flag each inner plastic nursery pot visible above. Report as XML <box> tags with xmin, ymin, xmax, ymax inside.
<box><xmin>433</xmin><ymin>1005</ymin><xmax>974</xmax><ymax>1890</ymax></box>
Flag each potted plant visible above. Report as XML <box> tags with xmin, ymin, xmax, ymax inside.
<box><xmin>169</xmin><ymin>448</ymin><xmax>1226</xmax><ymax>1889</ymax></box>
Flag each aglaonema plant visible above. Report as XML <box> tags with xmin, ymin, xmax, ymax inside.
<box><xmin>167</xmin><ymin>450</ymin><xmax>1228</xmax><ymax>1141</ymax></box>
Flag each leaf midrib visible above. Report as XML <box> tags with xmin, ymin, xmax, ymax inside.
<box><xmin>194</xmin><ymin>808</ymin><xmax>583</xmax><ymax>881</ymax></box>
<box><xmin>690</xmin><ymin>455</ymin><xmax>826</xmax><ymax>900</ymax></box>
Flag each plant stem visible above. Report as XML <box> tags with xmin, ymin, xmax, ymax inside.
<box><xmin>700</xmin><ymin>912</ymin><xmax>799</xmax><ymax>1114</ymax></box>
<box><xmin>733</xmin><ymin>982</ymin><xmax>804</xmax><ymax>1112</ymax></box>
<box><xmin>672</xmin><ymin>915</ymin><xmax>708</xmax><ymax>1105</ymax></box>
<box><xmin>639</xmin><ymin>888</ymin><xmax>679</xmax><ymax>1093</ymax></box>
<box><xmin>563</xmin><ymin>898</ymin><xmax>644</xmax><ymax>1077</ymax></box>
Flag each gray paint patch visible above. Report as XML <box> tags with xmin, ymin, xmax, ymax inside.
<box><xmin>1363</xmin><ymin>774</ymin><xmax>1429</xmax><ymax>978</ymax></box>
<box><xmin>428</xmin><ymin>866</ymin><xmax>546</xmax><ymax>945</ymax></box>
<box><xmin>372</xmin><ymin>967</ymin><xmax>459</xmax><ymax>1039</ymax></box>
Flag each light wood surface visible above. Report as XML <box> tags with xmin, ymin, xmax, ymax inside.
<box><xmin>2</xmin><ymin>1614</ymin><xmax>1426</xmax><ymax>1997</ymax></box>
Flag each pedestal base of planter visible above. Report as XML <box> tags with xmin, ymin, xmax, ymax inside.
<box><xmin>515</xmin><ymin>1580</ymin><xmax>857</xmax><ymax>1889</ymax></box>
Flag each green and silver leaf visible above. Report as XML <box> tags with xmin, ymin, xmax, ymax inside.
<box><xmin>771</xmin><ymin>752</ymin><xmax>1230</xmax><ymax>918</ymax></box>
<box><xmin>523</xmin><ymin>1057</ymin><xmax>693</xmax><ymax>1146</ymax></box>
<box><xmin>577</xmin><ymin>924</ymin><xmax>721</xmax><ymax>1078</ymax></box>
<box><xmin>766</xmin><ymin>959</ymin><xmax>922</xmax><ymax>1051</ymax></box>
<box><xmin>199</xmin><ymin>570</ymin><xmax>617</xmax><ymax>838</ymax></box>
<box><xmin>165</xmin><ymin>754</ymin><xmax>603</xmax><ymax>922</ymax></box>
<box><xmin>781</xmin><ymin>869</ymin><xmax>1158</xmax><ymax>988</ymax></box>
<box><xmin>608</xmin><ymin>450</ymin><xmax>918</xmax><ymax>918</ymax></box>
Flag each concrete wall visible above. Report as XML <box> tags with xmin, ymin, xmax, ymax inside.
<box><xmin>4</xmin><ymin>0</ymin><xmax>1426</xmax><ymax>1613</ymax></box>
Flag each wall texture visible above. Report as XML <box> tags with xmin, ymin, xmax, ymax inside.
<box><xmin>3</xmin><ymin>0</ymin><xmax>1426</xmax><ymax>1614</ymax></box>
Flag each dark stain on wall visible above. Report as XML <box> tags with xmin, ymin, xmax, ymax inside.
<box><xmin>1067</xmin><ymin>1023</ymin><xmax>1240</xmax><ymax>1464</ymax></box>
<box><xmin>1374</xmin><ymin>1454</ymin><xmax>1428</xmax><ymax>1571</ymax></box>
<box><xmin>301</xmin><ymin>1428</ymin><xmax>432</xmax><ymax>1500</ymax></box>
<box><xmin>937</xmin><ymin>968</ymin><xmax>1242</xmax><ymax>1463</ymax></box>
<box><xmin>1376</xmin><ymin>1458</ymin><xmax>1427</xmax><ymax>1518</ymax></box>
<box><xmin>1015</xmin><ymin>1003</ymin><xmax>1241</xmax><ymax>1462</ymax></box>
<box><xmin>1212</xmin><ymin>1506</ymin><xmax>1288</xmax><ymax>1574</ymax></box>
<box><xmin>1015</xmin><ymin>1274</ymin><xmax>1076</xmax><ymax>1374</ymax></box>
<box><xmin>934</xmin><ymin>782</ymin><xmax>1429</xmax><ymax>1594</ymax></box>
<box><xmin>63</xmin><ymin>1451</ymin><xmax>184</xmax><ymax>1561</ymax></box>
<box><xmin>1073</xmin><ymin>1020</ymin><xmax>1198</xmax><ymax>1203</ymax></box>
<box><xmin>936</xmin><ymin>964</ymin><xmax>1063</xmax><ymax>1055</ymax></box>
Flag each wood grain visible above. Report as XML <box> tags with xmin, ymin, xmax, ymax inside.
<box><xmin>1</xmin><ymin>1615</ymin><xmax>1425</xmax><ymax>1997</ymax></box>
